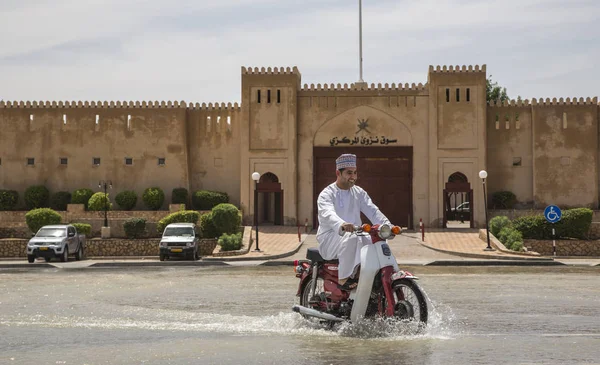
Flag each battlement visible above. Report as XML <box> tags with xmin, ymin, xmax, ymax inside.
<box><xmin>241</xmin><ymin>66</ymin><xmax>301</xmax><ymax>77</ymax></box>
<box><xmin>488</xmin><ymin>97</ymin><xmax>598</xmax><ymax>107</ymax></box>
<box><xmin>0</xmin><ymin>100</ymin><xmax>240</xmax><ymax>110</ymax></box>
<box><xmin>429</xmin><ymin>65</ymin><xmax>486</xmax><ymax>73</ymax></box>
<box><xmin>300</xmin><ymin>82</ymin><xmax>427</xmax><ymax>92</ymax></box>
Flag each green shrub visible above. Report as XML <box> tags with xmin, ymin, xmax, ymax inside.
<box><xmin>512</xmin><ymin>208</ymin><xmax>593</xmax><ymax>240</ymax></box>
<box><xmin>172</xmin><ymin>188</ymin><xmax>189</xmax><ymax>205</ymax></box>
<box><xmin>192</xmin><ymin>190</ymin><xmax>229</xmax><ymax>210</ymax></box>
<box><xmin>200</xmin><ymin>212</ymin><xmax>219</xmax><ymax>239</ymax></box>
<box><xmin>71</xmin><ymin>223</ymin><xmax>91</xmax><ymax>237</ymax></box>
<box><xmin>71</xmin><ymin>188</ymin><xmax>94</xmax><ymax>210</ymax></box>
<box><xmin>218</xmin><ymin>232</ymin><xmax>243</xmax><ymax>251</ymax></box>
<box><xmin>211</xmin><ymin>203</ymin><xmax>241</xmax><ymax>236</ymax></box>
<box><xmin>123</xmin><ymin>218</ymin><xmax>147</xmax><ymax>238</ymax></box>
<box><xmin>490</xmin><ymin>216</ymin><xmax>512</xmax><ymax>237</ymax></box>
<box><xmin>143</xmin><ymin>187</ymin><xmax>165</xmax><ymax>210</ymax></box>
<box><xmin>0</xmin><ymin>190</ymin><xmax>18</xmax><ymax>210</ymax></box>
<box><xmin>25</xmin><ymin>208</ymin><xmax>62</xmax><ymax>234</ymax></box>
<box><xmin>88</xmin><ymin>192</ymin><xmax>112</xmax><ymax>211</ymax></box>
<box><xmin>24</xmin><ymin>185</ymin><xmax>50</xmax><ymax>210</ymax></box>
<box><xmin>498</xmin><ymin>227</ymin><xmax>523</xmax><ymax>251</ymax></box>
<box><xmin>492</xmin><ymin>191</ymin><xmax>517</xmax><ymax>209</ymax></box>
<box><xmin>156</xmin><ymin>210</ymin><xmax>200</xmax><ymax>234</ymax></box>
<box><xmin>115</xmin><ymin>190</ymin><xmax>137</xmax><ymax>210</ymax></box>
<box><xmin>50</xmin><ymin>191</ymin><xmax>71</xmax><ymax>211</ymax></box>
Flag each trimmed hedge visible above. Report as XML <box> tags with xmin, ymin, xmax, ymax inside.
<box><xmin>116</xmin><ymin>190</ymin><xmax>137</xmax><ymax>210</ymax></box>
<box><xmin>218</xmin><ymin>232</ymin><xmax>243</xmax><ymax>251</ymax></box>
<box><xmin>25</xmin><ymin>208</ymin><xmax>62</xmax><ymax>234</ymax></box>
<box><xmin>192</xmin><ymin>190</ymin><xmax>229</xmax><ymax>210</ymax></box>
<box><xmin>512</xmin><ymin>208</ymin><xmax>593</xmax><ymax>240</ymax></box>
<box><xmin>50</xmin><ymin>191</ymin><xmax>72</xmax><ymax>211</ymax></box>
<box><xmin>143</xmin><ymin>187</ymin><xmax>165</xmax><ymax>210</ymax></box>
<box><xmin>71</xmin><ymin>223</ymin><xmax>91</xmax><ymax>237</ymax></box>
<box><xmin>156</xmin><ymin>210</ymin><xmax>200</xmax><ymax>234</ymax></box>
<box><xmin>123</xmin><ymin>218</ymin><xmax>147</xmax><ymax>238</ymax></box>
<box><xmin>200</xmin><ymin>212</ymin><xmax>219</xmax><ymax>239</ymax></box>
<box><xmin>211</xmin><ymin>203</ymin><xmax>241</xmax><ymax>236</ymax></box>
<box><xmin>71</xmin><ymin>188</ymin><xmax>94</xmax><ymax>210</ymax></box>
<box><xmin>490</xmin><ymin>216</ymin><xmax>512</xmax><ymax>237</ymax></box>
<box><xmin>0</xmin><ymin>190</ymin><xmax>18</xmax><ymax>210</ymax></box>
<box><xmin>88</xmin><ymin>192</ymin><xmax>112</xmax><ymax>211</ymax></box>
<box><xmin>24</xmin><ymin>185</ymin><xmax>50</xmax><ymax>210</ymax></box>
<box><xmin>492</xmin><ymin>191</ymin><xmax>517</xmax><ymax>209</ymax></box>
<box><xmin>498</xmin><ymin>226</ymin><xmax>523</xmax><ymax>251</ymax></box>
<box><xmin>172</xmin><ymin>188</ymin><xmax>188</xmax><ymax>205</ymax></box>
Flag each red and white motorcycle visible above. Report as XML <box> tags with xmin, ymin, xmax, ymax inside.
<box><xmin>292</xmin><ymin>223</ymin><xmax>428</xmax><ymax>326</ymax></box>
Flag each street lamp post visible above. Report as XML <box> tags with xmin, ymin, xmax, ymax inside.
<box><xmin>251</xmin><ymin>172</ymin><xmax>261</xmax><ymax>252</ymax></box>
<box><xmin>98</xmin><ymin>180</ymin><xmax>112</xmax><ymax>227</ymax></box>
<box><xmin>478</xmin><ymin>170</ymin><xmax>494</xmax><ymax>251</ymax></box>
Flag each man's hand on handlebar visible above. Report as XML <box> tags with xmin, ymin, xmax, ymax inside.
<box><xmin>341</xmin><ymin>223</ymin><xmax>355</xmax><ymax>233</ymax></box>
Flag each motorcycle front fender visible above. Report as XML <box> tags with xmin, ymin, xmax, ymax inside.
<box><xmin>296</xmin><ymin>270</ymin><xmax>312</xmax><ymax>297</ymax></box>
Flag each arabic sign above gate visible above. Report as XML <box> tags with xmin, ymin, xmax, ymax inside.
<box><xmin>329</xmin><ymin>135</ymin><xmax>398</xmax><ymax>146</ymax></box>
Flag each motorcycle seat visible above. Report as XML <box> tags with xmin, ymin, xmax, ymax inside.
<box><xmin>306</xmin><ymin>248</ymin><xmax>339</xmax><ymax>264</ymax></box>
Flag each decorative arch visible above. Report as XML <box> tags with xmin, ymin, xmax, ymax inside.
<box><xmin>443</xmin><ymin>171</ymin><xmax>473</xmax><ymax>228</ymax></box>
<box><xmin>313</xmin><ymin>105</ymin><xmax>413</xmax><ymax>147</ymax></box>
<box><xmin>256</xmin><ymin>172</ymin><xmax>283</xmax><ymax>225</ymax></box>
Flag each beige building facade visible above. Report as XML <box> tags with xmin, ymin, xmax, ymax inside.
<box><xmin>1</xmin><ymin>65</ymin><xmax>598</xmax><ymax>229</ymax></box>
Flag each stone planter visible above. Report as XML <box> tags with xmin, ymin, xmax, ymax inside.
<box><xmin>211</xmin><ymin>226</ymin><xmax>252</xmax><ymax>257</ymax></box>
<box><xmin>524</xmin><ymin>239</ymin><xmax>600</xmax><ymax>256</ymax></box>
<box><xmin>199</xmin><ymin>239</ymin><xmax>218</xmax><ymax>256</ymax></box>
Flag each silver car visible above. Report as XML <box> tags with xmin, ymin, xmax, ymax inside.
<box><xmin>159</xmin><ymin>223</ymin><xmax>200</xmax><ymax>261</ymax></box>
<box><xmin>27</xmin><ymin>224</ymin><xmax>85</xmax><ymax>263</ymax></box>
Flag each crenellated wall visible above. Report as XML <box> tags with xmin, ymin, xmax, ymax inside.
<box><xmin>487</xmin><ymin>97</ymin><xmax>599</xmax><ymax>208</ymax></box>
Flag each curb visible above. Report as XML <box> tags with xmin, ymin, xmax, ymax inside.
<box><xmin>418</xmin><ymin>241</ymin><xmax>555</xmax><ymax>261</ymax></box>
<box><xmin>89</xmin><ymin>261</ymin><xmax>229</xmax><ymax>268</ymax></box>
<box><xmin>425</xmin><ymin>260</ymin><xmax>566</xmax><ymax>266</ymax></box>
<box><xmin>203</xmin><ymin>239</ymin><xmax>305</xmax><ymax>262</ymax></box>
<box><xmin>0</xmin><ymin>263</ymin><xmax>55</xmax><ymax>269</ymax></box>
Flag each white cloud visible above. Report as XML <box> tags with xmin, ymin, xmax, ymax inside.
<box><xmin>0</xmin><ymin>0</ymin><xmax>598</xmax><ymax>102</ymax></box>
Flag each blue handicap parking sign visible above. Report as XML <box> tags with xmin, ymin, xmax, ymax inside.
<box><xmin>544</xmin><ymin>205</ymin><xmax>562</xmax><ymax>223</ymax></box>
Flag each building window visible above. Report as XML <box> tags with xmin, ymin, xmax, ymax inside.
<box><xmin>513</xmin><ymin>157</ymin><xmax>522</xmax><ymax>166</ymax></box>
<box><xmin>466</xmin><ymin>88</ymin><xmax>471</xmax><ymax>102</ymax></box>
<box><xmin>0</xmin><ymin>158</ymin><xmax>2</xmax><ymax>166</ymax></box>
<box><xmin>27</xmin><ymin>158</ymin><xmax>35</xmax><ymax>166</ymax></box>
<box><xmin>456</xmin><ymin>88</ymin><xmax>460</xmax><ymax>102</ymax></box>
<box><xmin>60</xmin><ymin>158</ymin><xmax>68</xmax><ymax>165</ymax></box>
<box><xmin>158</xmin><ymin>157</ymin><xmax>166</xmax><ymax>166</ymax></box>
<box><xmin>277</xmin><ymin>90</ymin><xmax>281</xmax><ymax>103</ymax></box>
<box><xmin>267</xmin><ymin>90</ymin><xmax>271</xmax><ymax>103</ymax></box>
<box><xmin>125</xmin><ymin>157</ymin><xmax>133</xmax><ymax>165</ymax></box>
<box><xmin>93</xmin><ymin>157</ymin><xmax>101</xmax><ymax>166</ymax></box>
<box><xmin>446</xmin><ymin>88</ymin><xmax>450</xmax><ymax>102</ymax></box>
<box><xmin>257</xmin><ymin>90</ymin><xmax>261</xmax><ymax>103</ymax></box>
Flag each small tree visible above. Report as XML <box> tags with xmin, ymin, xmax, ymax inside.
<box><xmin>25</xmin><ymin>208</ymin><xmax>62</xmax><ymax>234</ymax></box>
<box><xmin>143</xmin><ymin>187</ymin><xmax>165</xmax><ymax>210</ymax></box>
<box><xmin>88</xmin><ymin>192</ymin><xmax>112</xmax><ymax>211</ymax></box>
<box><xmin>24</xmin><ymin>185</ymin><xmax>50</xmax><ymax>210</ymax></box>
<box><xmin>171</xmin><ymin>188</ymin><xmax>189</xmax><ymax>205</ymax></box>
<box><xmin>0</xmin><ymin>190</ymin><xmax>18</xmax><ymax>210</ymax></box>
<box><xmin>123</xmin><ymin>218</ymin><xmax>147</xmax><ymax>238</ymax></box>
<box><xmin>156</xmin><ymin>210</ymin><xmax>200</xmax><ymax>234</ymax></box>
<box><xmin>71</xmin><ymin>223</ymin><xmax>92</xmax><ymax>237</ymax></box>
<box><xmin>211</xmin><ymin>203</ymin><xmax>241</xmax><ymax>236</ymax></box>
<box><xmin>71</xmin><ymin>188</ymin><xmax>94</xmax><ymax>210</ymax></box>
<box><xmin>50</xmin><ymin>191</ymin><xmax>72</xmax><ymax>211</ymax></box>
<box><xmin>115</xmin><ymin>190</ymin><xmax>138</xmax><ymax>210</ymax></box>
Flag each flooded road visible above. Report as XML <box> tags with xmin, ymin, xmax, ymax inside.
<box><xmin>1</xmin><ymin>265</ymin><xmax>599</xmax><ymax>364</ymax></box>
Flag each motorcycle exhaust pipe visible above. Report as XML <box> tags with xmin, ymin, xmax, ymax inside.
<box><xmin>292</xmin><ymin>305</ymin><xmax>344</xmax><ymax>323</ymax></box>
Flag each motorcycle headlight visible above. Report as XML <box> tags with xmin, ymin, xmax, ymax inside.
<box><xmin>378</xmin><ymin>224</ymin><xmax>392</xmax><ymax>239</ymax></box>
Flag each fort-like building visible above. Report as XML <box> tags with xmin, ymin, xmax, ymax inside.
<box><xmin>1</xmin><ymin>65</ymin><xmax>598</xmax><ymax>229</ymax></box>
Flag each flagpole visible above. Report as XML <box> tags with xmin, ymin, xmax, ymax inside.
<box><xmin>358</xmin><ymin>0</ymin><xmax>364</xmax><ymax>83</ymax></box>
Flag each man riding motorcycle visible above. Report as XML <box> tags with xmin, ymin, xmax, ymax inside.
<box><xmin>316</xmin><ymin>153</ymin><xmax>391</xmax><ymax>291</ymax></box>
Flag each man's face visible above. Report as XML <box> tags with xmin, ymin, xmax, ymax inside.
<box><xmin>336</xmin><ymin>168</ymin><xmax>357</xmax><ymax>189</ymax></box>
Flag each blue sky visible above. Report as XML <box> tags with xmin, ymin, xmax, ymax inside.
<box><xmin>0</xmin><ymin>0</ymin><xmax>598</xmax><ymax>103</ymax></box>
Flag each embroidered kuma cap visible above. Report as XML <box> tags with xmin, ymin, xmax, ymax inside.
<box><xmin>336</xmin><ymin>154</ymin><xmax>357</xmax><ymax>170</ymax></box>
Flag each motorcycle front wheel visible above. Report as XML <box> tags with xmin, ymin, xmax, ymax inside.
<box><xmin>299</xmin><ymin>278</ymin><xmax>335</xmax><ymax>326</ymax></box>
<box><xmin>387</xmin><ymin>279</ymin><xmax>428</xmax><ymax>324</ymax></box>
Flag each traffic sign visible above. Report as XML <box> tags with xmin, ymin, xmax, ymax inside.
<box><xmin>544</xmin><ymin>205</ymin><xmax>562</xmax><ymax>223</ymax></box>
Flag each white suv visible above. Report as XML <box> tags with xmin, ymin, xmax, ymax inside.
<box><xmin>159</xmin><ymin>223</ymin><xmax>200</xmax><ymax>261</ymax></box>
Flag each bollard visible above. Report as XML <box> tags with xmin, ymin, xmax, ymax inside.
<box><xmin>298</xmin><ymin>225</ymin><xmax>301</xmax><ymax>242</ymax></box>
<box><xmin>305</xmin><ymin>218</ymin><xmax>309</xmax><ymax>233</ymax></box>
<box><xmin>420</xmin><ymin>218</ymin><xmax>424</xmax><ymax>241</ymax></box>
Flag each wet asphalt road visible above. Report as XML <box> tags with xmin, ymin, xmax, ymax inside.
<box><xmin>1</xmin><ymin>265</ymin><xmax>599</xmax><ymax>365</ymax></box>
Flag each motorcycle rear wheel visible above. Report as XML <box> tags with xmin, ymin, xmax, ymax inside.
<box><xmin>388</xmin><ymin>279</ymin><xmax>428</xmax><ymax>324</ymax></box>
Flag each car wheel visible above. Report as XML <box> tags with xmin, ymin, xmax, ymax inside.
<box><xmin>61</xmin><ymin>247</ymin><xmax>69</xmax><ymax>262</ymax></box>
<box><xmin>44</xmin><ymin>257</ymin><xmax>51</xmax><ymax>262</ymax></box>
<box><xmin>75</xmin><ymin>244</ymin><xmax>84</xmax><ymax>261</ymax></box>
<box><xmin>194</xmin><ymin>248</ymin><xmax>200</xmax><ymax>261</ymax></box>
<box><xmin>27</xmin><ymin>255</ymin><xmax>35</xmax><ymax>263</ymax></box>
<box><xmin>159</xmin><ymin>253</ymin><xmax>166</xmax><ymax>261</ymax></box>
